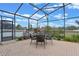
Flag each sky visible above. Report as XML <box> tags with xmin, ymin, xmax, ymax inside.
<box><xmin>0</xmin><ymin>3</ymin><xmax>79</xmax><ymax>28</ymax></box>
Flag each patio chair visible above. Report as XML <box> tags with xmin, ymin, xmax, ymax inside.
<box><xmin>23</xmin><ymin>31</ymin><xmax>30</xmax><ymax>39</ymax></box>
<box><xmin>36</xmin><ymin>35</ymin><xmax>46</xmax><ymax>48</ymax></box>
<box><xmin>30</xmin><ymin>33</ymin><xmax>36</xmax><ymax>44</ymax></box>
<box><xmin>45</xmin><ymin>33</ymin><xmax>53</xmax><ymax>44</ymax></box>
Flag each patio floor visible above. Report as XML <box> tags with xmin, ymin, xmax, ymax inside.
<box><xmin>0</xmin><ymin>39</ymin><xmax>79</xmax><ymax>56</ymax></box>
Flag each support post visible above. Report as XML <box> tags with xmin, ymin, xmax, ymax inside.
<box><xmin>63</xmin><ymin>3</ymin><xmax>66</xmax><ymax>40</ymax></box>
<box><xmin>37</xmin><ymin>20</ymin><xmax>39</xmax><ymax>33</ymax></box>
<box><xmin>12</xmin><ymin>20</ymin><xmax>13</xmax><ymax>40</ymax></box>
<box><xmin>0</xmin><ymin>16</ymin><xmax>2</xmax><ymax>42</ymax></box>
<box><xmin>14</xmin><ymin>15</ymin><xmax>16</xmax><ymax>39</ymax></box>
<box><xmin>46</xmin><ymin>14</ymin><xmax>49</xmax><ymax>33</ymax></box>
<box><xmin>37</xmin><ymin>20</ymin><xmax>38</xmax><ymax>29</ymax></box>
<box><xmin>28</xmin><ymin>19</ymin><xmax>30</xmax><ymax>37</ymax></box>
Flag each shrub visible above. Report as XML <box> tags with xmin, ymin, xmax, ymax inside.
<box><xmin>64</xmin><ymin>35</ymin><xmax>79</xmax><ymax>42</ymax></box>
<box><xmin>16</xmin><ymin>37</ymin><xmax>23</xmax><ymax>41</ymax></box>
<box><xmin>53</xmin><ymin>33</ymin><xmax>63</xmax><ymax>40</ymax></box>
<box><xmin>23</xmin><ymin>36</ymin><xmax>30</xmax><ymax>39</ymax></box>
<box><xmin>72</xmin><ymin>35</ymin><xmax>79</xmax><ymax>42</ymax></box>
<box><xmin>56</xmin><ymin>35</ymin><xmax>64</xmax><ymax>40</ymax></box>
<box><xmin>64</xmin><ymin>36</ymin><xmax>73</xmax><ymax>42</ymax></box>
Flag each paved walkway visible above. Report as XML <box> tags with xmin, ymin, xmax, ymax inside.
<box><xmin>0</xmin><ymin>39</ymin><xmax>79</xmax><ymax>56</ymax></box>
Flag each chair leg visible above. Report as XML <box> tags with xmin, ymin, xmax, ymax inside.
<box><xmin>44</xmin><ymin>41</ymin><xmax>46</xmax><ymax>48</ymax></box>
<box><xmin>30</xmin><ymin>39</ymin><xmax>32</xmax><ymax>45</ymax></box>
<box><xmin>51</xmin><ymin>39</ymin><xmax>53</xmax><ymax>44</ymax></box>
<box><xmin>36</xmin><ymin>42</ymin><xmax>38</xmax><ymax>48</ymax></box>
<box><xmin>46</xmin><ymin>39</ymin><xmax>47</xmax><ymax>45</ymax></box>
<box><xmin>45</xmin><ymin>39</ymin><xmax>47</xmax><ymax>45</ymax></box>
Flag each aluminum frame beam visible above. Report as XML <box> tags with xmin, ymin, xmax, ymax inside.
<box><xmin>0</xmin><ymin>15</ymin><xmax>14</xmax><ymax>19</ymax></box>
<box><xmin>14</xmin><ymin>3</ymin><xmax>23</xmax><ymax>14</ymax></box>
<box><xmin>40</xmin><ymin>16</ymin><xmax>79</xmax><ymax>23</ymax></box>
<box><xmin>43</xmin><ymin>6</ymin><xmax>64</xmax><ymax>9</ymax></box>
<box><xmin>38</xmin><ymin>3</ymin><xmax>71</xmax><ymax>21</ymax></box>
<box><xmin>29</xmin><ymin>3</ymin><xmax>48</xmax><ymax>15</ymax></box>
<box><xmin>28</xmin><ymin>3</ymin><xmax>49</xmax><ymax>20</ymax></box>
<box><xmin>0</xmin><ymin>9</ymin><xmax>37</xmax><ymax>21</ymax></box>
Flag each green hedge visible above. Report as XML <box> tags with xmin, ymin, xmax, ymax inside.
<box><xmin>64</xmin><ymin>35</ymin><xmax>79</xmax><ymax>42</ymax></box>
<box><xmin>52</xmin><ymin>32</ymin><xmax>64</xmax><ymax>40</ymax></box>
<box><xmin>16</xmin><ymin>37</ymin><xmax>23</xmax><ymax>41</ymax></box>
<box><xmin>53</xmin><ymin>33</ymin><xmax>79</xmax><ymax>42</ymax></box>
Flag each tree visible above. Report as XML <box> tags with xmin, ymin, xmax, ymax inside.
<box><xmin>66</xmin><ymin>26</ymin><xmax>77</xmax><ymax>30</ymax></box>
<box><xmin>44</xmin><ymin>26</ymin><xmax>53</xmax><ymax>33</ymax></box>
<box><xmin>16</xmin><ymin>24</ymin><xmax>22</xmax><ymax>30</ymax></box>
<box><xmin>34</xmin><ymin>28</ymin><xmax>38</xmax><ymax>33</ymax></box>
<box><xmin>28</xmin><ymin>24</ymin><xmax>32</xmax><ymax>31</ymax></box>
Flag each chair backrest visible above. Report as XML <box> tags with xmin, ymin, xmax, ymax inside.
<box><xmin>36</xmin><ymin>35</ymin><xmax>45</xmax><ymax>42</ymax></box>
<box><xmin>45</xmin><ymin>33</ymin><xmax>52</xmax><ymax>40</ymax></box>
<box><xmin>30</xmin><ymin>33</ymin><xmax>36</xmax><ymax>40</ymax></box>
<box><xmin>29</xmin><ymin>34</ymin><xmax>32</xmax><ymax>38</ymax></box>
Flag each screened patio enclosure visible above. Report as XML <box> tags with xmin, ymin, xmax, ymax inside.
<box><xmin>0</xmin><ymin>3</ymin><xmax>79</xmax><ymax>42</ymax></box>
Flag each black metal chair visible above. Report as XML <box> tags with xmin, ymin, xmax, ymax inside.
<box><xmin>45</xmin><ymin>33</ymin><xmax>53</xmax><ymax>44</ymax></box>
<box><xmin>23</xmin><ymin>31</ymin><xmax>30</xmax><ymax>39</ymax></box>
<box><xmin>30</xmin><ymin>33</ymin><xmax>36</xmax><ymax>44</ymax></box>
<box><xmin>36</xmin><ymin>34</ymin><xmax>46</xmax><ymax>48</ymax></box>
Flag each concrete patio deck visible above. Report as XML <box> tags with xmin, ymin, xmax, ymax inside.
<box><xmin>0</xmin><ymin>39</ymin><xmax>79</xmax><ymax>56</ymax></box>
